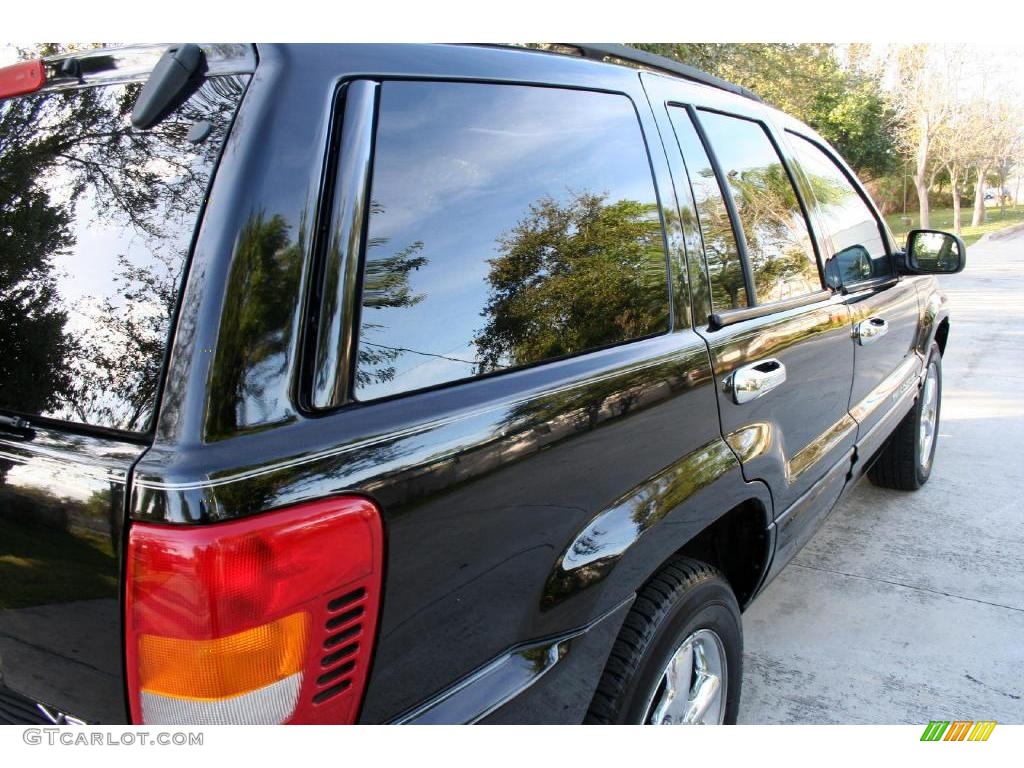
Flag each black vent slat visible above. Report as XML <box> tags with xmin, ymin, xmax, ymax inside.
<box><xmin>326</xmin><ymin>606</ymin><xmax>363</xmax><ymax>630</ymax></box>
<box><xmin>323</xmin><ymin>624</ymin><xmax>361</xmax><ymax>649</ymax></box>
<box><xmin>313</xmin><ymin>679</ymin><xmax>352</xmax><ymax>704</ymax></box>
<box><xmin>328</xmin><ymin>588</ymin><xmax>366</xmax><ymax>612</ymax></box>
<box><xmin>317</xmin><ymin>661</ymin><xmax>356</xmax><ymax>687</ymax></box>
<box><xmin>322</xmin><ymin>642</ymin><xmax>359</xmax><ymax>667</ymax></box>
<box><xmin>306</xmin><ymin>583</ymin><xmax>370</xmax><ymax>708</ymax></box>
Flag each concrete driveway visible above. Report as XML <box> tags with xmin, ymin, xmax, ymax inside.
<box><xmin>739</xmin><ymin>230</ymin><xmax>1024</xmax><ymax>724</ymax></box>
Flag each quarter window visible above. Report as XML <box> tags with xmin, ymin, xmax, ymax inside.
<box><xmin>353</xmin><ymin>81</ymin><xmax>670</xmax><ymax>401</ymax></box>
<box><xmin>697</xmin><ymin>110</ymin><xmax>822</xmax><ymax>305</ymax></box>
<box><xmin>787</xmin><ymin>132</ymin><xmax>892</xmax><ymax>287</ymax></box>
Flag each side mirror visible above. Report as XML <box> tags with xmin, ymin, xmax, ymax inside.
<box><xmin>898</xmin><ymin>229</ymin><xmax>966</xmax><ymax>275</ymax></box>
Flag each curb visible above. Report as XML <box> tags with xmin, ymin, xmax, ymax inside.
<box><xmin>976</xmin><ymin>220</ymin><xmax>1024</xmax><ymax>246</ymax></box>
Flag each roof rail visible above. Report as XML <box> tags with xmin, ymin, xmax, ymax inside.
<box><xmin>504</xmin><ymin>43</ymin><xmax>763</xmax><ymax>104</ymax></box>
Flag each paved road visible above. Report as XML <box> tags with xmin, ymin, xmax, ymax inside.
<box><xmin>739</xmin><ymin>230</ymin><xmax>1024</xmax><ymax>724</ymax></box>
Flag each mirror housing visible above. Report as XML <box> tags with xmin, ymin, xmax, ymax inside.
<box><xmin>896</xmin><ymin>229</ymin><xmax>966</xmax><ymax>275</ymax></box>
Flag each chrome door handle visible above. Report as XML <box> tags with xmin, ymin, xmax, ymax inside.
<box><xmin>728</xmin><ymin>358</ymin><xmax>787</xmax><ymax>404</ymax></box>
<box><xmin>856</xmin><ymin>317</ymin><xmax>888</xmax><ymax>345</ymax></box>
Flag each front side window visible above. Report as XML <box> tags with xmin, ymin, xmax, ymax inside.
<box><xmin>353</xmin><ymin>81</ymin><xmax>670</xmax><ymax>401</ymax></box>
<box><xmin>787</xmin><ymin>132</ymin><xmax>892</xmax><ymax>287</ymax></box>
<box><xmin>697</xmin><ymin>110</ymin><xmax>822</xmax><ymax>305</ymax></box>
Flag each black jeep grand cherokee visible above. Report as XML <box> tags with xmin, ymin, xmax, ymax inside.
<box><xmin>0</xmin><ymin>43</ymin><xmax>963</xmax><ymax>725</ymax></box>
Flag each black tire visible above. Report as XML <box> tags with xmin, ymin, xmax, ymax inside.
<box><xmin>585</xmin><ymin>556</ymin><xmax>742</xmax><ymax>725</ymax></box>
<box><xmin>868</xmin><ymin>342</ymin><xmax>942</xmax><ymax>491</ymax></box>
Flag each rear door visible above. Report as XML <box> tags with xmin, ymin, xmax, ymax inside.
<box><xmin>657</xmin><ymin>97</ymin><xmax>856</xmax><ymax>563</ymax></box>
<box><xmin>0</xmin><ymin>47</ymin><xmax>249</xmax><ymax>723</ymax></box>
<box><xmin>782</xmin><ymin>131</ymin><xmax>922</xmax><ymax>456</ymax></box>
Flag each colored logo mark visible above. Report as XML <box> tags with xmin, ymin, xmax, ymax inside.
<box><xmin>920</xmin><ymin>720</ymin><xmax>997</xmax><ymax>741</ymax></box>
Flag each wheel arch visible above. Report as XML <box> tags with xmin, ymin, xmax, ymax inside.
<box><xmin>671</xmin><ymin>497</ymin><xmax>773</xmax><ymax>610</ymax></box>
<box><xmin>541</xmin><ymin>437</ymin><xmax>775</xmax><ymax>616</ymax></box>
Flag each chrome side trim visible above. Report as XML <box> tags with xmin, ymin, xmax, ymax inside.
<box><xmin>852</xmin><ymin>365</ymin><xmax>921</xmax><ymax>463</ymax></box>
<box><xmin>849</xmin><ymin>353</ymin><xmax>924</xmax><ymax>426</ymax></box>
<box><xmin>786</xmin><ymin>413</ymin><xmax>857</xmax><ymax>483</ymax></box>
<box><xmin>709</xmin><ymin>288</ymin><xmax>833</xmax><ymax>330</ymax></box>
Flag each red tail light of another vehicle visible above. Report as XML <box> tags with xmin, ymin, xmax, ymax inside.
<box><xmin>125</xmin><ymin>497</ymin><xmax>383</xmax><ymax>724</ymax></box>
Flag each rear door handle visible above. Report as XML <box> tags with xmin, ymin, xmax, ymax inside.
<box><xmin>728</xmin><ymin>358</ymin><xmax>787</xmax><ymax>404</ymax></box>
<box><xmin>856</xmin><ymin>317</ymin><xmax>888</xmax><ymax>345</ymax></box>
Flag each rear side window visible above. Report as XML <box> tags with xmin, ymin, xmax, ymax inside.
<box><xmin>0</xmin><ymin>75</ymin><xmax>247</xmax><ymax>432</ymax></box>
<box><xmin>667</xmin><ymin>106</ymin><xmax>747</xmax><ymax>311</ymax></box>
<box><xmin>353</xmin><ymin>81</ymin><xmax>669</xmax><ymax>401</ymax></box>
<box><xmin>786</xmin><ymin>132</ymin><xmax>892</xmax><ymax>287</ymax></box>
<box><xmin>697</xmin><ymin>110</ymin><xmax>822</xmax><ymax>305</ymax></box>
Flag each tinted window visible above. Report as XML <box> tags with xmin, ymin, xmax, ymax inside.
<box><xmin>697</xmin><ymin>111</ymin><xmax>822</xmax><ymax>305</ymax></box>
<box><xmin>0</xmin><ymin>75</ymin><xmax>246</xmax><ymax>431</ymax></box>
<box><xmin>353</xmin><ymin>82</ymin><xmax>669</xmax><ymax>400</ymax></box>
<box><xmin>668</xmin><ymin>107</ymin><xmax>747</xmax><ymax>310</ymax></box>
<box><xmin>787</xmin><ymin>132</ymin><xmax>891</xmax><ymax>287</ymax></box>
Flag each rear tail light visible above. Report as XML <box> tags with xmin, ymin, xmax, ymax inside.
<box><xmin>125</xmin><ymin>496</ymin><xmax>383</xmax><ymax>724</ymax></box>
<box><xmin>0</xmin><ymin>60</ymin><xmax>46</xmax><ymax>99</ymax></box>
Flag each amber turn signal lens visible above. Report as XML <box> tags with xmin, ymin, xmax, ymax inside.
<box><xmin>138</xmin><ymin>612</ymin><xmax>308</xmax><ymax>699</ymax></box>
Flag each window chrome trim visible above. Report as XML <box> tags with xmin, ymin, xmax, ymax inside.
<box><xmin>310</xmin><ymin>79</ymin><xmax>379</xmax><ymax>410</ymax></box>
<box><xmin>709</xmin><ymin>288</ymin><xmax>833</xmax><ymax>330</ymax></box>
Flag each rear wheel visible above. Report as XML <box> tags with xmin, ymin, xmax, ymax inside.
<box><xmin>585</xmin><ymin>556</ymin><xmax>742</xmax><ymax>725</ymax></box>
<box><xmin>868</xmin><ymin>342</ymin><xmax>942</xmax><ymax>491</ymax></box>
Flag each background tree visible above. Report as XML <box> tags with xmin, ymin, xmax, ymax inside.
<box><xmin>474</xmin><ymin>192</ymin><xmax>667</xmax><ymax>373</ymax></box>
<box><xmin>931</xmin><ymin>97</ymin><xmax>984</xmax><ymax>234</ymax></box>
<box><xmin>889</xmin><ymin>44</ymin><xmax>965</xmax><ymax>229</ymax></box>
<box><xmin>632</xmin><ymin>43</ymin><xmax>897</xmax><ymax>179</ymax></box>
<box><xmin>969</xmin><ymin>99</ymin><xmax>1022</xmax><ymax>226</ymax></box>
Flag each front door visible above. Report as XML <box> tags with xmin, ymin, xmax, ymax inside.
<box><xmin>782</xmin><ymin>131</ymin><xmax>923</xmax><ymax>456</ymax></box>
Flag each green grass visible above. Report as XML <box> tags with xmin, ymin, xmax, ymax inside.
<box><xmin>885</xmin><ymin>205</ymin><xmax>1024</xmax><ymax>247</ymax></box>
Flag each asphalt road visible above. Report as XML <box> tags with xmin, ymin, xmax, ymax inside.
<box><xmin>739</xmin><ymin>229</ymin><xmax>1024</xmax><ymax>724</ymax></box>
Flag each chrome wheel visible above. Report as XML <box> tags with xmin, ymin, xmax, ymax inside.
<box><xmin>918</xmin><ymin>362</ymin><xmax>939</xmax><ymax>471</ymax></box>
<box><xmin>642</xmin><ymin>628</ymin><xmax>727</xmax><ymax>725</ymax></box>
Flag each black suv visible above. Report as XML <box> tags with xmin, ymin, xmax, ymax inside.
<box><xmin>0</xmin><ymin>43</ymin><xmax>963</xmax><ymax>725</ymax></box>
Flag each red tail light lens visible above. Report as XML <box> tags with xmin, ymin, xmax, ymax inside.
<box><xmin>126</xmin><ymin>496</ymin><xmax>383</xmax><ymax>724</ymax></box>
<box><xmin>0</xmin><ymin>60</ymin><xmax>46</xmax><ymax>99</ymax></box>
